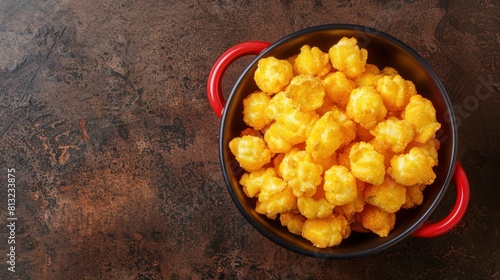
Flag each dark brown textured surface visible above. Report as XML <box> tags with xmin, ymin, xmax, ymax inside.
<box><xmin>0</xmin><ymin>0</ymin><xmax>498</xmax><ymax>279</ymax></box>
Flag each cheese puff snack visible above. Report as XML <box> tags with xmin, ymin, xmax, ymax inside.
<box><xmin>370</xmin><ymin>117</ymin><xmax>415</xmax><ymax>153</ymax></box>
<box><xmin>272</xmin><ymin>153</ymin><xmax>286</xmax><ymax>176</ymax></box>
<box><xmin>264</xmin><ymin>122</ymin><xmax>294</xmax><ymax>154</ymax></box>
<box><xmin>377</xmin><ymin>74</ymin><xmax>417</xmax><ymax>112</ymax></box>
<box><xmin>322</xmin><ymin>71</ymin><xmax>355</xmax><ymax>109</ymax></box>
<box><xmin>364</xmin><ymin>176</ymin><xmax>407</xmax><ymax>213</ymax></box>
<box><xmin>329</xmin><ymin>106</ymin><xmax>357</xmax><ymax>147</ymax></box>
<box><xmin>323</xmin><ymin>165</ymin><xmax>357</xmax><ymax>206</ymax></box>
<box><xmin>274</xmin><ymin>106</ymin><xmax>319</xmax><ymax>145</ymax></box>
<box><xmin>255</xmin><ymin>186</ymin><xmax>297</xmax><ymax>219</ymax></box>
<box><xmin>315</xmin><ymin>94</ymin><xmax>337</xmax><ymax>116</ymax></box>
<box><xmin>381</xmin><ymin>66</ymin><xmax>399</xmax><ymax>76</ymax></box>
<box><xmin>285</xmin><ymin>74</ymin><xmax>326</xmax><ymax>111</ymax></box>
<box><xmin>285</xmin><ymin>55</ymin><xmax>298</xmax><ymax>74</ymax></box>
<box><xmin>265</xmin><ymin>91</ymin><xmax>294</xmax><ymax>120</ymax></box>
<box><xmin>297</xmin><ymin>196</ymin><xmax>334</xmax><ymax>219</ymax></box>
<box><xmin>328</xmin><ymin>37</ymin><xmax>368</xmax><ymax>78</ymax></box>
<box><xmin>254</xmin><ymin>57</ymin><xmax>294</xmax><ymax>94</ymax></box>
<box><xmin>311</xmin><ymin>181</ymin><xmax>327</xmax><ymax>200</ymax></box>
<box><xmin>336</xmin><ymin>143</ymin><xmax>354</xmax><ymax>169</ymax></box>
<box><xmin>405</xmin><ymin>138</ymin><xmax>440</xmax><ymax>166</ymax></box>
<box><xmin>240</xmin><ymin>127</ymin><xmax>261</xmax><ymax>137</ymax></box>
<box><xmin>388</xmin><ymin>147</ymin><xmax>436</xmax><ymax>186</ymax></box>
<box><xmin>229</xmin><ymin>135</ymin><xmax>272</xmax><ymax>172</ymax></box>
<box><xmin>279</xmin><ymin>148</ymin><xmax>323</xmax><ymax>197</ymax></box>
<box><xmin>402</xmin><ymin>184</ymin><xmax>426</xmax><ymax>209</ymax></box>
<box><xmin>313</xmin><ymin>97</ymin><xmax>356</xmax><ymax>145</ymax></box>
<box><xmin>280</xmin><ymin>212</ymin><xmax>307</xmax><ymax>235</ymax></box>
<box><xmin>333</xmin><ymin>179</ymin><xmax>366</xmax><ymax>223</ymax></box>
<box><xmin>228</xmin><ymin>38</ymin><xmax>444</xmax><ymax>247</ymax></box>
<box><xmin>346</xmin><ymin>86</ymin><xmax>387</xmax><ymax>129</ymax></box>
<box><xmin>402</xmin><ymin>94</ymin><xmax>441</xmax><ymax>143</ymax></box>
<box><xmin>302</xmin><ymin>213</ymin><xmax>351</xmax><ymax>248</ymax></box>
<box><xmin>355</xmin><ymin>122</ymin><xmax>375</xmax><ymax>142</ymax></box>
<box><xmin>355</xmin><ymin>204</ymin><xmax>396</xmax><ymax>237</ymax></box>
<box><xmin>294</xmin><ymin>45</ymin><xmax>331</xmax><ymax>77</ymax></box>
<box><xmin>306</xmin><ymin>111</ymin><xmax>343</xmax><ymax>159</ymax></box>
<box><xmin>369</xmin><ymin>138</ymin><xmax>396</xmax><ymax>169</ymax></box>
<box><xmin>350</xmin><ymin>221</ymin><xmax>371</xmax><ymax>233</ymax></box>
<box><xmin>349</xmin><ymin>142</ymin><xmax>386</xmax><ymax>186</ymax></box>
<box><xmin>258</xmin><ymin>172</ymin><xmax>289</xmax><ymax>203</ymax></box>
<box><xmin>312</xmin><ymin>153</ymin><xmax>338</xmax><ymax>172</ymax></box>
<box><xmin>353</xmin><ymin>64</ymin><xmax>382</xmax><ymax>87</ymax></box>
<box><xmin>242</xmin><ymin>91</ymin><xmax>273</xmax><ymax>130</ymax></box>
<box><xmin>239</xmin><ymin>167</ymin><xmax>277</xmax><ymax>198</ymax></box>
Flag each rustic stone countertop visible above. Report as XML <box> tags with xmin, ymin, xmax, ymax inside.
<box><xmin>0</xmin><ymin>0</ymin><xmax>499</xmax><ymax>279</ymax></box>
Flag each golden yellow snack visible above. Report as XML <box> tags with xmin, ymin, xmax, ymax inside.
<box><xmin>264</xmin><ymin>122</ymin><xmax>294</xmax><ymax>154</ymax></box>
<box><xmin>402</xmin><ymin>184</ymin><xmax>426</xmax><ymax>209</ymax></box>
<box><xmin>302</xmin><ymin>213</ymin><xmax>351</xmax><ymax>248</ymax></box>
<box><xmin>322</xmin><ymin>71</ymin><xmax>355</xmax><ymax>109</ymax></box>
<box><xmin>328</xmin><ymin>37</ymin><xmax>368</xmax><ymax>78</ymax></box>
<box><xmin>381</xmin><ymin>66</ymin><xmax>399</xmax><ymax>77</ymax></box>
<box><xmin>254</xmin><ymin>57</ymin><xmax>294</xmax><ymax>94</ymax></box>
<box><xmin>323</xmin><ymin>165</ymin><xmax>357</xmax><ymax>206</ymax></box>
<box><xmin>355</xmin><ymin>122</ymin><xmax>374</xmax><ymax>142</ymax></box>
<box><xmin>279</xmin><ymin>148</ymin><xmax>323</xmax><ymax>197</ymax></box>
<box><xmin>255</xmin><ymin>186</ymin><xmax>297</xmax><ymax>219</ymax></box>
<box><xmin>364</xmin><ymin>176</ymin><xmax>407</xmax><ymax>213</ymax></box>
<box><xmin>240</xmin><ymin>127</ymin><xmax>261</xmax><ymax>137</ymax></box>
<box><xmin>239</xmin><ymin>168</ymin><xmax>277</xmax><ymax>198</ymax></box>
<box><xmin>265</xmin><ymin>91</ymin><xmax>294</xmax><ymax>120</ymax></box>
<box><xmin>294</xmin><ymin>45</ymin><xmax>331</xmax><ymax>77</ymax></box>
<box><xmin>272</xmin><ymin>153</ymin><xmax>286</xmax><ymax>177</ymax></box>
<box><xmin>349</xmin><ymin>142</ymin><xmax>385</xmax><ymax>186</ymax></box>
<box><xmin>294</xmin><ymin>142</ymin><xmax>307</xmax><ymax>151</ymax></box>
<box><xmin>229</xmin><ymin>135</ymin><xmax>272</xmax><ymax>172</ymax></box>
<box><xmin>306</xmin><ymin>111</ymin><xmax>343</xmax><ymax>159</ymax></box>
<box><xmin>258</xmin><ymin>174</ymin><xmax>288</xmax><ymax>203</ymax></box>
<box><xmin>285</xmin><ymin>74</ymin><xmax>325</xmax><ymax>111</ymax></box>
<box><xmin>346</xmin><ymin>86</ymin><xmax>387</xmax><ymax>129</ymax></box>
<box><xmin>280</xmin><ymin>212</ymin><xmax>306</xmax><ymax>235</ymax></box>
<box><xmin>243</xmin><ymin>91</ymin><xmax>273</xmax><ymax>130</ymax></box>
<box><xmin>370</xmin><ymin>117</ymin><xmax>415</xmax><ymax>153</ymax></box>
<box><xmin>312</xmin><ymin>153</ymin><xmax>338</xmax><ymax>172</ymax></box>
<box><xmin>297</xmin><ymin>196</ymin><xmax>334</xmax><ymax>219</ymax></box>
<box><xmin>405</xmin><ymin>138</ymin><xmax>440</xmax><ymax>166</ymax></box>
<box><xmin>311</xmin><ymin>182</ymin><xmax>326</xmax><ymax>200</ymax></box>
<box><xmin>402</xmin><ymin>94</ymin><xmax>441</xmax><ymax>143</ymax></box>
<box><xmin>265</xmin><ymin>104</ymin><xmax>319</xmax><ymax>153</ymax></box>
<box><xmin>387</xmin><ymin>147</ymin><xmax>436</xmax><ymax>186</ymax></box>
<box><xmin>336</xmin><ymin>143</ymin><xmax>354</xmax><ymax>169</ymax></box>
<box><xmin>333</xmin><ymin>179</ymin><xmax>366</xmax><ymax>223</ymax></box>
<box><xmin>285</xmin><ymin>55</ymin><xmax>298</xmax><ymax>74</ymax></box>
<box><xmin>376</xmin><ymin>74</ymin><xmax>417</xmax><ymax>112</ymax></box>
<box><xmin>230</xmin><ymin>38</ymin><xmax>443</xmax><ymax>247</ymax></box>
<box><xmin>330</xmin><ymin>106</ymin><xmax>357</xmax><ymax>147</ymax></box>
<box><xmin>275</xmin><ymin>106</ymin><xmax>319</xmax><ymax>145</ymax></box>
<box><xmin>350</xmin><ymin>221</ymin><xmax>371</xmax><ymax>233</ymax></box>
<box><xmin>369</xmin><ymin>138</ymin><xmax>396</xmax><ymax>169</ymax></box>
<box><xmin>315</xmin><ymin>94</ymin><xmax>337</xmax><ymax>116</ymax></box>
<box><xmin>259</xmin><ymin>121</ymin><xmax>272</xmax><ymax>136</ymax></box>
<box><xmin>356</xmin><ymin>204</ymin><xmax>396</xmax><ymax>237</ymax></box>
<box><xmin>353</xmin><ymin>63</ymin><xmax>382</xmax><ymax>87</ymax></box>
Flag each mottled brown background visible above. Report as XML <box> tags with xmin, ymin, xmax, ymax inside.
<box><xmin>0</xmin><ymin>0</ymin><xmax>499</xmax><ymax>279</ymax></box>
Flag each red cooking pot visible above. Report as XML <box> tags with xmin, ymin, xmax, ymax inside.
<box><xmin>207</xmin><ymin>24</ymin><xmax>469</xmax><ymax>258</ymax></box>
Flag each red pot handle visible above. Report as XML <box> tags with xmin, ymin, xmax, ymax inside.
<box><xmin>411</xmin><ymin>161</ymin><xmax>470</xmax><ymax>238</ymax></box>
<box><xmin>207</xmin><ymin>41</ymin><xmax>272</xmax><ymax>118</ymax></box>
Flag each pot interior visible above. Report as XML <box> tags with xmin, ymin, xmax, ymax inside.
<box><xmin>219</xmin><ymin>24</ymin><xmax>457</xmax><ymax>258</ymax></box>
